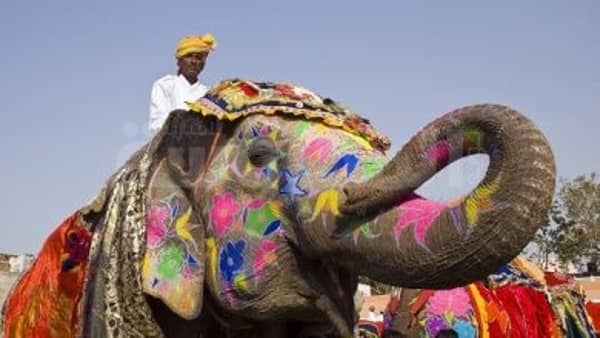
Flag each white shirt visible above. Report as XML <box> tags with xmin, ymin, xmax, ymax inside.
<box><xmin>149</xmin><ymin>74</ymin><xmax>208</xmax><ymax>133</ymax></box>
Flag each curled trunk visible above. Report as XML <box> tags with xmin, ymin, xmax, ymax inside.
<box><xmin>304</xmin><ymin>104</ymin><xmax>555</xmax><ymax>288</ymax></box>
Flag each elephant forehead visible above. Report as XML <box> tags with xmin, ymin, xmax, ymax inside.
<box><xmin>186</xmin><ymin>79</ymin><xmax>391</xmax><ymax>151</ymax></box>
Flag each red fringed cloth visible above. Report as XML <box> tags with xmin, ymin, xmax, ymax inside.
<box><xmin>2</xmin><ymin>213</ymin><xmax>91</xmax><ymax>338</ymax></box>
<box><xmin>528</xmin><ymin>288</ymin><xmax>562</xmax><ymax>338</ymax></box>
<box><xmin>492</xmin><ymin>284</ymin><xmax>561</xmax><ymax>338</ymax></box>
<box><xmin>493</xmin><ymin>285</ymin><xmax>537</xmax><ymax>338</ymax></box>
<box><xmin>471</xmin><ymin>281</ymin><xmax>509</xmax><ymax>337</ymax></box>
<box><xmin>2</xmin><ymin>148</ymin><xmax>163</xmax><ymax>337</ymax></box>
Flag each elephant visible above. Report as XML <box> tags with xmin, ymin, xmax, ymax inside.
<box><xmin>386</xmin><ymin>257</ymin><xmax>598</xmax><ymax>338</ymax></box>
<box><xmin>1</xmin><ymin>79</ymin><xmax>556</xmax><ymax>337</ymax></box>
<box><xmin>385</xmin><ymin>257</ymin><xmax>563</xmax><ymax>338</ymax></box>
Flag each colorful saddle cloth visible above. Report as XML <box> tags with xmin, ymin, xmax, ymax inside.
<box><xmin>187</xmin><ymin>79</ymin><xmax>391</xmax><ymax>152</ymax></box>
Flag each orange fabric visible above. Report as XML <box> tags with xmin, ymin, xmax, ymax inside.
<box><xmin>2</xmin><ymin>213</ymin><xmax>91</xmax><ymax>338</ymax></box>
<box><xmin>586</xmin><ymin>302</ymin><xmax>600</xmax><ymax>333</ymax></box>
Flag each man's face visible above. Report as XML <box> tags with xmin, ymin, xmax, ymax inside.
<box><xmin>177</xmin><ymin>52</ymin><xmax>208</xmax><ymax>80</ymax></box>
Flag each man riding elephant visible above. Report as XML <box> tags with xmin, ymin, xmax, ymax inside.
<box><xmin>149</xmin><ymin>33</ymin><xmax>216</xmax><ymax>134</ymax></box>
<box><xmin>1</xmin><ymin>79</ymin><xmax>556</xmax><ymax>337</ymax></box>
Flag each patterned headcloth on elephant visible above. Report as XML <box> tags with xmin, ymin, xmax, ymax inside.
<box><xmin>175</xmin><ymin>33</ymin><xmax>217</xmax><ymax>58</ymax></box>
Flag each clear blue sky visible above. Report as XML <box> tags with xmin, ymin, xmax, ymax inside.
<box><xmin>0</xmin><ymin>1</ymin><xmax>597</xmax><ymax>254</ymax></box>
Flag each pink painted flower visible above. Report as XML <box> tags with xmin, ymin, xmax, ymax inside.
<box><xmin>146</xmin><ymin>204</ymin><xmax>170</xmax><ymax>248</ymax></box>
<box><xmin>209</xmin><ymin>192</ymin><xmax>241</xmax><ymax>236</ymax></box>
<box><xmin>425</xmin><ymin>288</ymin><xmax>473</xmax><ymax>318</ymax></box>
<box><xmin>253</xmin><ymin>240</ymin><xmax>278</xmax><ymax>277</ymax></box>
<box><xmin>302</xmin><ymin>138</ymin><xmax>333</xmax><ymax>167</ymax></box>
<box><xmin>394</xmin><ymin>194</ymin><xmax>445</xmax><ymax>248</ymax></box>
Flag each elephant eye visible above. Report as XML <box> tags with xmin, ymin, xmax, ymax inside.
<box><xmin>248</xmin><ymin>137</ymin><xmax>277</xmax><ymax>167</ymax></box>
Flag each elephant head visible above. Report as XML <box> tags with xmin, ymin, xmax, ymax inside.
<box><xmin>141</xmin><ymin>79</ymin><xmax>555</xmax><ymax>336</ymax></box>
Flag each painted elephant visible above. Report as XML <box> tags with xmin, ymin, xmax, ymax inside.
<box><xmin>386</xmin><ymin>258</ymin><xmax>562</xmax><ymax>338</ymax></box>
<box><xmin>1</xmin><ymin>79</ymin><xmax>556</xmax><ymax>337</ymax></box>
<box><xmin>386</xmin><ymin>257</ymin><xmax>598</xmax><ymax>338</ymax></box>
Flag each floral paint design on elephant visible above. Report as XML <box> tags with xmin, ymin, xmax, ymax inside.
<box><xmin>393</xmin><ymin>195</ymin><xmax>446</xmax><ymax>250</ymax></box>
<box><xmin>142</xmin><ymin>194</ymin><xmax>203</xmax><ymax>313</ymax></box>
<box><xmin>203</xmin><ymin>119</ymin><xmax>289</xmax><ymax>306</ymax></box>
<box><xmin>424</xmin><ymin>125</ymin><xmax>486</xmax><ymax>170</ymax></box>
<box><xmin>200</xmin><ymin>114</ymin><xmax>393</xmax><ymax>306</ymax></box>
<box><xmin>209</xmin><ymin>191</ymin><xmax>241</xmax><ymax>236</ymax></box>
<box><xmin>207</xmin><ymin>191</ymin><xmax>286</xmax><ymax>306</ymax></box>
<box><xmin>291</xmin><ymin>124</ymin><xmax>390</xmax><ymax>242</ymax></box>
<box><xmin>274</xmin><ymin>118</ymin><xmax>460</xmax><ymax>252</ymax></box>
<box><xmin>309</xmin><ymin>187</ymin><xmax>382</xmax><ymax>243</ymax></box>
<box><xmin>294</xmin><ymin>122</ymin><xmax>496</xmax><ymax>251</ymax></box>
<box><xmin>423</xmin><ymin>125</ymin><xmax>507</xmax><ymax>230</ymax></box>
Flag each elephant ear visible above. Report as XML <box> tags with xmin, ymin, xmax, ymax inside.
<box><xmin>152</xmin><ymin>109</ymin><xmax>223</xmax><ymax>188</ymax></box>
<box><xmin>142</xmin><ymin>110</ymin><xmax>222</xmax><ymax>319</ymax></box>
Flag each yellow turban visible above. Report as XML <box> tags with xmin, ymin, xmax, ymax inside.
<box><xmin>175</xmin><ymin>33</ymin><xmax>217</xmax><ymax>58</ymax></box>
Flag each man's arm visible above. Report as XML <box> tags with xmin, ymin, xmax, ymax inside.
<box><xmin>149</xmin><ymin>80</ymin><xmax>171</xmax><ymax>134</ymax></box>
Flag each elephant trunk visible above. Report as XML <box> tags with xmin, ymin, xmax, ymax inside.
<box><xmin>305</xmin><ymin>104</ymin><xmax>555</xmax><ymax>288</ymax></box>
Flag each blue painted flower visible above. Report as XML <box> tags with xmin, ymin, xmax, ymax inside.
<box><xmin>219</xmin><ymin>240</ymin><xmax>246</xmax><ymax>282</ymax></box>
<box><xmin>452</xmin><ymin>319</ymin><xmax>476</xmax><ymax>338</ymax></box>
